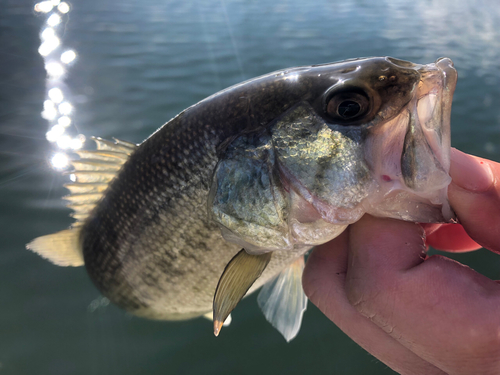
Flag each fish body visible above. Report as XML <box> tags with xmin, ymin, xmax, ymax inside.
<box><xmin>28</xmin><ymin>57</ymin><xmax>457</xmax><ymax>340</ymax></box>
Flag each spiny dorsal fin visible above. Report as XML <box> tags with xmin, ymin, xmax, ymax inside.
<box><xmin>92</xmin><ymin>137</ymin><xmax>136</xmax><ymax>155</ymax></box>
<box><xmin>65</xmin><ymin>137</ymin><xmax>137</xmax><ymax>225</ymax></box>
<box><xmin>70</xmin><ymin>160</ymin><xmax>123</xmax><ymax>172</ymax></box>
<box><xmin>112</xmin><ymin>138</ymin><xmax>138</xmax><ymax>150</ymax></box>
<box><xmin>26</xmin><ymin>137</ymin><xmax>137</xmax><ymax>266</ymax></box>
<box><xmin>63</xmin><ymin>183</ymin><xmax>108</xmax><ymax>195</ymax></box>
<box><xmin>67</xmin><ymin>171</ymin><xmax>116</xmax><ymax>184</ymax></box>
<box><xmin>74</xmin><ymin>150</ymin><xmax>129</xmax><ymax>163</ymax></box>
<box><xmin>63</xmin><ymin>193</ymin><xmax>103</xmax><ymax>205</ymax></box>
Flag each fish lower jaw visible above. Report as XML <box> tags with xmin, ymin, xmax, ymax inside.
<box><xmin>362</xmin><ymin>185</ymin><xmax>455</xmax><ymax>224</ymax></box>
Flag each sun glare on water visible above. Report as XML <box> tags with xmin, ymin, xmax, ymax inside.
<box><xmin>51</xmin><ymin>152</ymin><xmax>69</xmax><ymax>170</ymax></box>
<box><xmin>35</xmin><ymin>0</ymin><xmax>84</xmax><ymax>170</ymax></box>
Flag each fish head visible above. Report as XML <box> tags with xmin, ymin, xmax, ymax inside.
<box><xmin>349</xmin><ymin>57</ymin><xmax>458</xmax><ymax>223</ymax></box>
<box><xmin>276</xmin><ymin>56</ymin><xmax>458</xmax><ymax>226</ymax></box>
<box><xmin>209</xmin><ymin>57</ymin><xmax>457</xmax><ymax>339</ymax></box>
<box><xmin>363</xmin><ymin>57</ymin><xmax>457</xmax><ymax>223</ymax></box>
<box><xmin>210</xmin><ymin>57</ymin><xmax>457</xmax><ymax>253</ymax></box>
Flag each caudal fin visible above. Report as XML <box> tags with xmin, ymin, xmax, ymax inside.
<box><xmin>26</xmin><ymin>228</ymin><xmax>84</xmax><ymax>266</ymax></box>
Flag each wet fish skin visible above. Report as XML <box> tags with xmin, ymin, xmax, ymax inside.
<box><xmin>29</xmin><ymin>57</ymin><xmax>457</xmax><ymax>328</ymax></box>
<box><xmin>81</xmin><ymin>61</ymin><xmax>336</xmax><ymax>318</ymax></box>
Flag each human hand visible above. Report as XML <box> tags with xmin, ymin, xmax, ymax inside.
<box><xmin>302</xmin><ymin>148</ymin><xmax>500</xmax><ymax>375</ymax></box>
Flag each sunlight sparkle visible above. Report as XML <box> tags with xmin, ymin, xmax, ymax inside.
<box><xmin>41</xmin><ymin>107</ymin><xmax>57</xmax><ymax>121</ymax></box>
<box><xmin>41</xmin><ymin>28</ymin><xmax>56</xmax><ymax>40</ymax></box>
<box><xmin>58</xmin><ymin>102</ymin><xmax>72</xmax><ymax>115</ymax></box>
<box><xmin>47</xmin><ymin>14</ymin><xmax>61</xmax><ymax>27</ymax></box>
<box><xmin>48</xmin><ymin>88</ymin><xmax>64</xmax><ymax>103</ymax></box>
<box><xmin>56</xmin><ymin>135</ymin><xmax>72</xmax><ymax>149</ymax></box>
<box><xmin>38</xmin><ymin>36</ymin><xmax>60</xmax><ymax>56</ymax></box>
<box><xmin>60</xmin><ymin>50</ymin><xmax>76</xmax><ymax>64</ymax></box>
<box><xmin>46</xmin><ymin>62</ymin><xmax>65</xmax><ymax>78</ymax></box>
<box><xmin>58</xmin><ymin>116</ymin><xmax>71</xmax><ymax>127</ymax></box>
<box><xmin>51</xmin><ymin>153</ymin><xmax>69</xmax><ymax>170</ymax></box>
<box><xmin>70</xmin><ymin>137</ymin><xmax>84</xmax><ymax>150</ymax></box>
<box><xmin>57</xmin><ymin>2</ymin><xmax>70</xmax><ymax>13</ymax></box>
<box><xmin>34</xmin><ymin>1</ymin><xmax>53</xmax><ymax>13</ymax></box>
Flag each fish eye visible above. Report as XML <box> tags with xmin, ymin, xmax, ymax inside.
<box><xmin>338</xmin><ymin>100</ymin><xmax>360</xmax><ymax>118</ymax></box>
<box><xmin>326</xmin><ymin>91</ymin><xmax>370</xmax><ymax>123</ymax></box>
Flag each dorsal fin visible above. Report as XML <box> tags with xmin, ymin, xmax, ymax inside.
<box><xmin>65</xmin><ymin>137</ymin><xmax>137</xmax><ymax>226</ymax></box>
<box><xmin>26</xmin><ymin>137</ymin><xmax>138</xmax><ymax>266</ymax></box>
<box><xmin>92</xmin><ymin>137</ymin><xmax>136</xmax><ymax>155</ymax></box>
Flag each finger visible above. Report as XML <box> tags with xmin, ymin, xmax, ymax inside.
<box><xmin>448</xmin><ymin>148</ymin><xmax>500</xmax><ymax>253</ymax></box>
<box><xmin>303</xmin><ymin>230</ymin><xmax>446</xmax><ymax>375</ymax></box>
<box><xmin>345</xmin><ymin>215</ymin><xmax>500</xmax><ymax>375</ymax></box>
<box><xmin>426</xmin><ymin>223</ymin><xmax>481</xmax><ymax>252</ymax></box>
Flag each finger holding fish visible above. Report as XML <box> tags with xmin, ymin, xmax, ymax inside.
<box><xmin>424</xmin><ymin>223</ymin><xmax>482</xmax><ymax>252</ymax></box>
<box><xmin>423</xmin><ymin>149</ymin><xmax>500</xmax><ymax>253</ymax></box>
<box><xmin>302</xmin><ymin>229</ymin><xmax>447</xmax><ymax>375</ymax></box>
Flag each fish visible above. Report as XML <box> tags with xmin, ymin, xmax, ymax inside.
<box><xmin>27</xmin><ymin>56</ymin><xmax>457</xmax><ymax>342</ymax></box>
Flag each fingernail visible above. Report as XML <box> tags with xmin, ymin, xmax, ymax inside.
<box><xmin>450</xmin><ymin>148</ymin><xmax>494</xmax><ymax>192</ymax></box>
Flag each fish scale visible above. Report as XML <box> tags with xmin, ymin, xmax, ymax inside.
<box><xmin>83</xmin><ymin>102</ymin><xmax>307</xmax><ymax>318</ymax></box>
<box><xmin>27</xmin><ymin>57</ymin><xmax>457</xmax><ymax>340</ymax></box>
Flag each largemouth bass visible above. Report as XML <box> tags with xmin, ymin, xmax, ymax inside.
<box><xmin>28</xmin><ymin>56</ymin><xmax>457</xmax><ymax>341</ymax></box>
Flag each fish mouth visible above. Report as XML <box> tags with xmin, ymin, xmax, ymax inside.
<box><xmin>404</xmin><ymin>58</ymin><xmax>457</xmax><ymax>221</ymax></box>
<box><xmin>364</xmin><ymin>58</ymin><xmax>458</xmax><ymax>223</ymax></box>
<box><xmin>402</xmin><ymin>57</ymin><xmax>457</xmax><ymax>189</ymax></box>
<box><xmin>405</xmin><ymin>58</ymin><xmax>457</xmax><ymax>221</ymax></box>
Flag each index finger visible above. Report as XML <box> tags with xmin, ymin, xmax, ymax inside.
<box><xmin>422</xmin><ymin>149</ymin><xmax>498</xmax><ymax>253</ymax></box>
<box><xmin>425</xmin><ymin>223</ymin><xmax>482</xmax><ymax>252</ymax></box>
<box><xmin>447</xmin><ymin>149</ymin><xmax>500</xmax><ymax>254</ymax></box>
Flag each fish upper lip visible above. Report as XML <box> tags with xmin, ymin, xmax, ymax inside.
<box><xmin>436</xmin><ymin>57</ymin><xmax>454</xmax><ymax>67</ymax></box>
<box><xmin>435</xmin><ymin>57</ymin><xmax>456</xmax><ymax>76</ymax></box>
<box><xmin>415</xmin><ymin>57</ymin><xmax>457</xmax><ymax>96</ymax></box>
<box><xmin>407</xmin><ymin>57</ymin><xmax>456</xmax><ymax>79</ymax></box>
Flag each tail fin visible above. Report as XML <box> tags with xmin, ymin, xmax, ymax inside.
<box><xmin>27</xmin><ymin>137</ymin><xmax>138</xmax><ymax>267</ymax></box>
<box><xmin>26</xmin><ymin>228</ymin><xmax>84</xmax><ymax>266</ymax></box>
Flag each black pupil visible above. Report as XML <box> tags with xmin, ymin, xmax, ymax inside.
<box><xmin>338</xmin><ymin>100</ymin><xmax>361</xmax><ymax>119</ymax></box>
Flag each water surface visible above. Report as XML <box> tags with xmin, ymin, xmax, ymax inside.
<box><xmin>1</xmin><ymin>0</ymin><xmax>500</xmax><ymax>374</ymax></box>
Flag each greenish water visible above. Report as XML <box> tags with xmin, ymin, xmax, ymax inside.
<box><xmin>1</xmin><ymin>0</ymin><xmax>500</xmax><ymax>374</ymax></box>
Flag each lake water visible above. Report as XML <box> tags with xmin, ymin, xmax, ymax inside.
<box><xmin>1</xmin><ymin>0</ymin><xmax>500</xmax><ymax>374</ymax></box>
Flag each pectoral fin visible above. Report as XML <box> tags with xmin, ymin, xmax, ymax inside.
<box><xmin>257</xmin><ymin>256</ymin><xmax>307</xmax><ymax>342</ymax></box>
<box><xmin>213</xmin><ymin>249</ymin><xmax>272</xmax><ymax>336</ymax></box>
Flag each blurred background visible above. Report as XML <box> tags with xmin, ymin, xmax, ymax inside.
<box><xmin>1</xmin><ymin>0</ymin><xmax>499</xmax><ymax>373</ymax></box>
